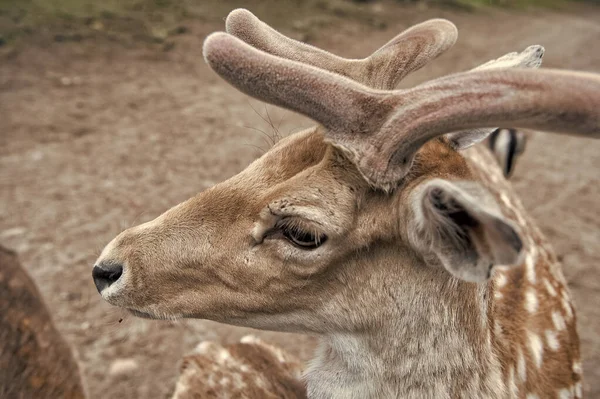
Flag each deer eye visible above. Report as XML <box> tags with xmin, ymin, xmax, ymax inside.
<box><xmin>277</xmin><ymin>219</ymin><xmax>327</xmax><ymax>250</ymax></box>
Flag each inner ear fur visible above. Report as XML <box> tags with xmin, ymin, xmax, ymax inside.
<box><xmin>411</xmin><ymin>179</ymin><xmax>524</xmax><ymax>283</ymax></box>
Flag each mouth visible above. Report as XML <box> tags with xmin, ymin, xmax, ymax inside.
<box><xmin>127</xmin><ymin>309</ymin><xmax>159</xmax><ymax>319</ymax></box>
<box><xmin>127</xmin><ymin>308</ymin><xmax>185</xmax><ymax>321</ymax></box>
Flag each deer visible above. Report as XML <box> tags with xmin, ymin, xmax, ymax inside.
<box><xmin>92</xmin><ymin>9</ymin><xmax>599</xmax><ymax>399</ymax></box>
<box><xmin>0</xmin><ymin>245</ymin><xmax>86</xmax><ymax>399</ymax></box>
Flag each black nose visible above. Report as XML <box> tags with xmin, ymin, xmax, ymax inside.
<box><xmin>92</xmin><ymin>262</ymin><xmax>123</xmax><ymax>293</ymax></box>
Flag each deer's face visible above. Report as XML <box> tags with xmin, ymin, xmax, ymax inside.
<box><xmin>94</xmin><ymin>127</ymin><xmax>523</xmax><ymax>332</ymax></box>
<box><xmin>94</xmin><ymin>130</ymin><xmax>382</xmax><ymax>329</ymax></box>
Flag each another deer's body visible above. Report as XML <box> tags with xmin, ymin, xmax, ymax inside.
<box><xmin>0</xmin><ymin>246</ymin><xmax>86</xmax><ymax>399</ymax></box>
<box><xmin>172</xmin><ymin>335</ymin><xmax>305</xmax><ymax>399</ymax></box>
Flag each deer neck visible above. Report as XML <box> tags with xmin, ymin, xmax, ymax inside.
<box><xmin>304</xmin><ymin>261</ymin><xmax>504</xmax><ymax>399</ymax></box>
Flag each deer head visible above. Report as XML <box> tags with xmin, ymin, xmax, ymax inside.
<box><xmin>93</xmin><ymin>9</ymin><xmax>599</xmax><ymax>337</ymax></box>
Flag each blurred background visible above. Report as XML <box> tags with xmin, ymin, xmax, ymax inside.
<box><xmin>1</xmin><ymin>0</ymin><xmax>599</xmax><ymax>397</ymax></box>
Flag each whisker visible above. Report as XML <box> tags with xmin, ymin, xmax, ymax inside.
<box><xmin>129</xmin><ymin>211</ymin><xmax>148</xmax><ymax>229</ymax></box>
<box><xmin>264</xmin><ymin>104</ymin><xmax>280</xmax><ymax>143</ymax></box>
<box><xmin>247</xmin><ymin>100</ymin><xmax>273</xmax><ymax>130</ymax></box>
<box><xmin>276</xmin><ymin>113</ymin><xmax>286</xmax><ymax>140</ymax></box>
<box><xmin>243</xmin><ymin>143</ymin><xmax>267</xmax><ymax>155</ymax></box>
<box><xmin>240</xmin><ymin>124</ymin><xmax>276</xmax><ymax>149</ymax></box>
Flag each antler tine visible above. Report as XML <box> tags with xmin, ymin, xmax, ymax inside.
<box><xmin>203</xmin><ymin>32</ymin><xmax>392</xmax><ymax>135</ymax></box>
<box><xmin>472</xmin><ymin>45</ymin><xmax>544</xmax><ymax>71</ymax></box>
<box><xmin>225</xmin><ymin>8</ymin><xmax>457</xmax><ymax>90</ymax></box>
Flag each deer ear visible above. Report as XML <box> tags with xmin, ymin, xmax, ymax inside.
<box><xmin>411</xmin><ymin>179</ymin><xmax>524</xmax><ymax>282</ymax></box>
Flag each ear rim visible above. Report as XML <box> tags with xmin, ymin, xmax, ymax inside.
<box><xmin>411</xmin><ymin>179</ymin><xmax>525</xmax><ymax>283</ymax></box>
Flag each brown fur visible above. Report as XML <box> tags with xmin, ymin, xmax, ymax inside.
<box><xmin>172</xmin><ymin>336</ymin><xmax>305</xmax><ymax>399</ymax></box>
<box><xmin>468</xmin><ymin>147</ymin><xmax>582</xmax><ymax>398</ymax></box>
<box><xmin>0</xmin><ymin>245</ymin><xmax>86</xmax><ymax>399</ymax></box>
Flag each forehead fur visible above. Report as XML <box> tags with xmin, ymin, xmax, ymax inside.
<box><xmin>237</xmin><ymin>128</ymin><xmax>473</xmax><ymax>197</ymax></box>
<box><xmin>235</xmin><ymin>128</ymin><xmax>329</xmax><ymax>190</ymax></box>
<box><xmin>241</xmin><ymin>128</ymin><xmax>473</xmax><ymax>195</ymax></box>
<box><xmin>168</xmin><ymin>127</ymin><xmax>473</xmax><ymax>235</ymax></box>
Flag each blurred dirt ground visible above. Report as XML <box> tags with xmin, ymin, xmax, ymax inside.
<box><xmin>1</xmin><ymin>1</ymin><xmax>599</xmax><ymax>398</ymax></box>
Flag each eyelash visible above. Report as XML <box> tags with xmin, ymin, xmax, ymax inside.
<box><xmin>275</xmin><ymin>218</ymin><xmax>327</xmax><ymax>250</ymax></box>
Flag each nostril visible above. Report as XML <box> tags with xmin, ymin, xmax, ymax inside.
<box><xmin>92</xmin><ymin>262</ymin><xmax>123</xmax><ymax>294</ymax></box>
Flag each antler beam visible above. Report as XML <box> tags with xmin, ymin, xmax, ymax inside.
<box><xmin>204</xmin><ymin>29</ymin><xmax>599</xmax><ymax>189</ymax></box>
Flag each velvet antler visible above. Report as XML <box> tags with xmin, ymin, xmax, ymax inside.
<box><xmin>205</xmin><ymin>21</ymin><xmax>598</xmax><ymax>189</ymax></box>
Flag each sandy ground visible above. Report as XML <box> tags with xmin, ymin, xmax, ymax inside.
<box><xmin>1</xmin><ymin>2</ymin><xmax>599</xmax><ymax>398</ymax></box>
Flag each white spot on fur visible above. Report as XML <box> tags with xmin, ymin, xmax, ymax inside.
<box><xmin>528</xmin><ymin>331</ymin><xmax>544</xmax><ymax>368</ymax></box>
<box><xmin>525</xmin><ymin>250</ymin><xmax>536</xmax><ymax>283</ymax></box>
<box><xmin>575</xmin><ymin>382</ymin><xmax>582</xmax><ymax>398</ymax></box>
<box><xmin>195</xmin><ymin>341</ymin><xmax>214</xmax><ymax>354</ymax></box>
<box><xmin>108</xmin><ymin>358</ymin><xmax>139</xmax><ymax>376</ymax></box>
<box><xmin>240</xmin><ymin>335</ymin><xmax>260</xmax><ymax>344</ymax></box>
<box><xmin>489</xmin><ymin>170</ymin><xmax>500</xmax><ymax>184</ymax></box>
<box><xmin>219</xmin><ymin>376</ymin><xmax>230</xmax><ymax>386</ymax></box>
<box><xmin>543</xmin><ymin>278</ymin><xmax>557</xmax><ymax>297</ymax></box>
<box><xmin>499</xmin><ymin>192</ymin><xmax>512</xmax><ymax>207</ymax></box>
<box><xmin>231</xmin><ymin>372</ymin><xmax>247</xmax><ymax>389</ymax></box>
<box><xmin>508</xmin><ymin>365</ymin><xmax>518</xmax><ymax>397</ymax></box>
<box><xmin>494</xmin><ymin>291</ymin><xmax>504</xmax><ymax>300</ymax></box>
<box><xmin>525</xmin><ymin>289</ymin><xmax>538</xmax><ymax>313</ymax></box>
<box><xmin>558</xmin><ymin>388</ymin><xmax>573</xmax><ymax>399</ymax></box>
<box><xmin>270</xmin><ymin>348</ymin><xmax>287</xmax><ymax>363</ymax></box>
<box><xmin>572</xmin><ymin>361</ymin><xmax>582</xmax><ymax>374</ymax></box>
<box><xmin>526</xmin><ymin>394</ymin><xmax>540</xmax><ymax>399</ymax></box>
<box><xmin>495</xmin><ymin>321</ymin><xmax>503</xmax><ymax>337</ymax></box>
<box><xmin>545</xmin><ymin>330</ymin><xmax>560</xmax><ymax>351</ymax></box>
<box><xmin>217</xmin><ymin>348</ymin><xmax>231</xmax><ymax>363</ymax></box>
<box><xmin>496</xmin><ymin>272</ymin><xmax>507</xmax><ymax>287</ymax></box>
<box><xmin>552</xmin><ymin>311</ymin><xmax>566</xmax><ymax>331</ymax></box>
<box><xmin>171</xmin><ymin>383</ymin><xmax>189</xmax><ymax>397</ymax></box>
<box><xmin>562</xmin><ymin>296</ymin><xmax>574</xmax><ymax>320</ymax></box>
<box><xmin>517</xmin><ymin>348</ymin><xmax>527</xmax><ymax>381</ymax></box>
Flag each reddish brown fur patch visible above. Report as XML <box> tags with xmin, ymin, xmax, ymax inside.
<box><xmin>0</xmin><ymin>246</ymin><xmax>86</xmax><ymax>399</ymax></box>
<box><xmin>409</xmin><ymin>138</ymin><xmax>473</xmax><ymax>182</ymax></box>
